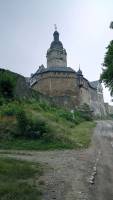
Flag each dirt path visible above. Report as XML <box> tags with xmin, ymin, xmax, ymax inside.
<box><xmin>0</xmin><ymin>120</ymin><xmax>113</xmax><ymax>200</ymax></box>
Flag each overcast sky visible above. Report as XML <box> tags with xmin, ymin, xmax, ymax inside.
<box><xmin>0</xmin><ymin>0</ymin><xmax>113</xmax><ymax>104</ymax></box>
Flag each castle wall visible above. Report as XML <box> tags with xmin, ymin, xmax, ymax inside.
<box><xmin>89</xmin><ymin>87</ymin><xmax>106</xmax><ymax>117</ymax></box>
<box><xmin>79</xmin><ymin>87</ymin><xmax>91</xmax><ymax>106</ymax></box>
<box><xmin>104</xmin><ymin>103</ymin><xmax>113</xmax><ymax>115</ymax></box>
<box><xmin>32</xmin><ymin>72</ymin><xmax>79</xmax><ymax>106</ymax></box>
<box><xmin>78</xmin><ymin>78</ymin><xmax>106</xmax><ymax>117</ymax></box>
<box><xmin>77</xmin><ymin>77</ymin><xmax>91</xmax><ymax>106</ymax></box>
<box><xmin>49</xmin><ymin>95</ymin><xmax>79</xmax><ymax>109</ymax></box>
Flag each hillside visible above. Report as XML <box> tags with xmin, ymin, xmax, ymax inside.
<box><xmin>0</xmin><ymin>68</ymin><xmax>95</xmax><ymax>150</ymax></box>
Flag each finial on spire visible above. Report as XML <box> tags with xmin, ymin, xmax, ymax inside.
<box><xmin>77</xmin><ymin>64</ymin><xmax>83</xmax><ymax>76</ymax></box>
<box><xmin>53</xmin><ymin>25</ymin><xmax>59</xmax><ymax>41</ymax></box>
<box><xmin>54</xmin><ymin>24</ymin><xmax>57</xmax><ymax>31</ymax></box>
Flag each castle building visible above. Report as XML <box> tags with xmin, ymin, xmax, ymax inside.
<box><xmin>30</xmin><ymin>29</ymin><xmax>106</xmax><ymax>117</ymax></box>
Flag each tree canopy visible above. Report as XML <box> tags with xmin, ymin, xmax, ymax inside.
<box><xmin>0</xmin><ymin>70</ymin><xmax>16</xmax><ymax>99</ymax></box>
<box><xmin>100</xmin><ymin>25</ymin><xmax>113</xmax><ymax>95</ymax></box>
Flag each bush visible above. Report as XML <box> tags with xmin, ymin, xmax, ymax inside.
<box><xmin>30</xmin><ymin>118</ymin><xmax>49</xmax><ymax>138</ymax></box>
<box><xmin>59</xmin><ymin>110</ymin><xmax>74</xmax><ymax>122</ymax></box>
<box><xmin>16</xmin><ymin>109</ymin><xmax>50</xmax><ymax>139</ymax></box>
<box><xmin>16</xmin><ymin>109</ymin><xmax>29</xmax><ymax>137</ymax></box>
<box><xmin>0</xmin><ymin>96</ymin><xmax>5</xmax><ymax>106</ymax></box>
<box><xmin>0</xmin><ymin>120</ymin><xmax>16</xmax><ymax>140</ymax></box>
<box><xmin>39</xmin><ymin>101</ymin><xmax>50</xmax><ymax>111</ymax></box>
<box><xmin>0</xmin><ymin>70</ymin><xmax>16</xmax><ymax>99</ymax></box>
<box><xmin>0</xmin><ymin>102</ymin><xmax>20</xmax><ymax>117</ymax></box>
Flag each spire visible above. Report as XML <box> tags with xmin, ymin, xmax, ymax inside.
<box><xmin>77</xmin><ymin>65</ymin><xmax>83</xmax><ymax>76</ymax></box>
<box><xmin>53</xmin><ymin>24</ymin><xmax>59</xmax><ymax>42</ymax></box>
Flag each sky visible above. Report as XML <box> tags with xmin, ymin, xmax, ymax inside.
<box><xmin>0</xmin><ymin>0</ymin><xmax>113</xmax><ymax>104</ymax></box>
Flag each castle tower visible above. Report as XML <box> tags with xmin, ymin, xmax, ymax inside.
<box><xmin>46</xmin><ymin>28</ymin><xmax>67</xmax><ymax>68</ymax></box>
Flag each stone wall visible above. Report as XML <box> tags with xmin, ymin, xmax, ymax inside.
<box><xmin>79</xmin><ymin>87</ymin><xmax>91</xmax><ymax>106</ymax></box>
<box><xmin>104</xmin><ymin>103</ymin><xmax>113</xmax><ymax>115</ymax></box>
<box><xmin>32</xmin><ymin>71</ymin><xmax>79</xmax><ymax>105</ymax></box>
<box><xmin>89</xmin><ymin>87</ymin><xmax>106</xmax><ymax>117</ymax></box>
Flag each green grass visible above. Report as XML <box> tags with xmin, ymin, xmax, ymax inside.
<box><xmin>0</xmin><ymin>157</ymin><xmax>43</xmax><ymax>200</ymax></box>
<box><xmin>0</xmin><ymin>100</ymin><xmax>96</xmax><ymax>150</ymax></box>
<box><xmin>0</xmin><ymin>121</ymin><xmax>96</xmax><ymax>150</ymax></box>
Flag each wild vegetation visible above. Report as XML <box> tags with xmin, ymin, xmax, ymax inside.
<box><xmin>0</xmin><ymin>99</ymin><xmax>95</xmax><ymax>149</ymax></box>
<box><xmin>101</xmin><ymin>40</ymin><xmax>113</xmax><ymax>94</ymax></box>
<box><xmin>0</xmin><ymin>69</ymin><xmax>95</xmax><ymax>150</ymax></box>
<box><xmin>101</xmin><ymin>22</ymin><xmax>113</xmax><ymax>95</ymax></box>
<box><xmin>0</xmin><ymin>157</ymin><xmax>43</xmax><ymax>200</ymax></box>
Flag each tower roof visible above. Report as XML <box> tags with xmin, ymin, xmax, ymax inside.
<box><xmin>35</xmin><ymin>66</ymin><xmax>75</xmax><ymax>75</ymax></box>
<box><xmin>77</xmin><ymin>68</ymin><xmax>83</xmax><ymax>76</ymax></box>
<box><xmin>50</xmin><ymin>29</ymin><xmax>63</xmax><ymax>49</ymax></box>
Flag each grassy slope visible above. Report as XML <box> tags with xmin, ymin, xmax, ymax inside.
<box><xmin>0</xmin><ymin>157</ymin><xmax>43</xmax><ymax>200</ymax></box>
<box><xmin>0</xmin><ymin>121</ymin><xmax>95</xmax><ymax>150</ymax></box>
<box><xmin>0</xmin><ymin>68</ymin><xmax>95</xmax><ymax>150</ymax></box>
<box><xmin>0</xmin><ymin>101</ymin><xmax>96</xmax><ymax>150</ymax></box>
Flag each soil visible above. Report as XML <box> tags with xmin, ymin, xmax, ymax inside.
<box><xmin>0</xmin><ymin>120</ymin><xmax>113</xmax><ymax>200</ymax></box>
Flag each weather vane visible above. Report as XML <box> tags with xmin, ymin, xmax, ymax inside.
<box><xmin>54</xmin><ymin>24</ymin><xmax>57</xmax><ymax>31</ymax></box>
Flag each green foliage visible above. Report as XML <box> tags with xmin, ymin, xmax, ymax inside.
<box><xmin>59</xmin><ymin>110</ymin><xmax>74</xmax><ymax>122</ymax></box>
<box><xmin>15</xmin><ymin>109</ymin><xmax>50</xmax><ymax>139</ymax></box>
<box><xmin>0</xmin><ymin>70</ymin><xmax>16</xmax><ymax>99</ymax></box>
<box><xmin>0</xmin><ymin>102</ymin><xmax>20</xmax><ymax>117</ymax></box>
<box><xmin>0</xmin><ymin>121</ymin><xmax>95</xmax><ymax>150</ymax></box>
<box><xmin>101</xmin><ymin>40</ymin><xmax>113</xmax><ymax>94</ymax></box>
<box><xmin>58</xmin><ymin>104</ymin><xmax>93</xmax><ymax>123</ymax></box>
<box><xmin>0</xmin><ymin>96</ymin><xmax>5</xmax><ymax>106</ymax></box>
<box><xmin>0</xmin><ymin>120</ymin><xmax>16</xmax><ymax>140</ymax></box>
<box><xmin>0</xmin><ymin>157</ymin><xmax>42</xmax><ymax>200</ymax></box>
<box><xmin>16</xmin><ymin>109</ymin><xmax>29</xmax><ymax>137</ymax></box>
<box><xmin>39</xmin><ymin>101</ymin><xmax>51</xmax><ymax>111</ymax></box>
<box><xmin>0</xmin><ymin>99</ymin><xmax>94</xmax><ymax>149</ymax></box>
<box><xmin>31</xmin><ymin>118</ymin><xmax>50</xmax><ymax>138</ymax></box>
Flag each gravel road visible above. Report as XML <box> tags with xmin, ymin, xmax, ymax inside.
<box><xmin>0</xmin><ymin>120</ymin><xmax>113</xmax><ymax>200</ymax></box>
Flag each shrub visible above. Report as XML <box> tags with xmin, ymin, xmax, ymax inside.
<box><xmin>0</xmin><ymin>120</ymin><xmax>16</xmax><ymax>140</ymax></box>
<box><xmin>16</xmin><ymin>109</ymin><xmax>50</xmax><ymax>139</ymax></box>
<box><xmin>30</xmin><ymin>118</ymin><xmax>49</xmax><ymax>139</ymax></box>
<box><xmin>0</xmin><ymin>102</ymin><xmax>20</xmax><ymax>117</ymax></box>
<box><xmin>0</xmin><ymin>70</ymin><xmax>16</xmax><ymax>99</ymax></box>
<box><xmin>39</xmin><ymin>101</ymin><xmax>51</xmax><ymax>111</ymax></box>
<box><xmin>59</xmin><ymin>110</ymin><xmax>74</xmax><ymax>122</ymax></box>
<box><xmin>16</xmin><ymin>109</ymin><xmax>29</xmax><ymax>137</ymax></box>
<box><xmin>0</xmin><ymin>96</ymin><xmax>5</xmax><ymax>106</ymax></box>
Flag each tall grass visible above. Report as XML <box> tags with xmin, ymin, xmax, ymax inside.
<box><xmin>0</xmin><ymin>157</ymin><xmax>43</xmax><ymax>200</ymax></box>
<box><xmin>0</xmin><ymin>100</ymin><xmax>95</xmax><ymax>149</ymax></box>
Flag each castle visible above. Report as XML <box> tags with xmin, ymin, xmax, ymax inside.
<box><xmin>30</xmin><ymin>28</ymin><xmax>106</xmax><ymax>117</ymax></box>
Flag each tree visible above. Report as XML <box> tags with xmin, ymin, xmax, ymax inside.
<box><xmin>110</xmin><ymin>21</ymin><xmax>113</xmax><ymax>29</ymax></box>
<box><xmin>100</xmin><ymin>23</ymin><xmax>113</xmax><ymax>95</ymax></box>
<box><xmin>0</xmin><ymin>70</ymin><xmax>16</xmax><ymax>99</ymax></box>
